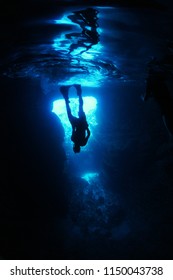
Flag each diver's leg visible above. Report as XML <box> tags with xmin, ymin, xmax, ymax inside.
<box><xmin>61</xmin><ymin>85</ymin><xmax>78</xmax><ymax>125</ymax></box>
<box><xmin>74</xmin><ymin>84</ymin><xmax>82</xmax><ymax>96</ymax></box>
<box><xmin>74</xmin><ymin>84</ymin><xmax>84</xmax><ymax>115</ymax></box>
<box><xmin>60</xmin><ymin>85</ymin><xmax>70</xmax><ymax>100</ymax></box>
<box><xmin>64</xmin><ymin>99</ymin><xmax>75</xmax><ymax>125</ymax></box>
<box><xmin>78</xmin><ymin>95</ymin><xmax>84</xmax><ymax>114</ymax></box>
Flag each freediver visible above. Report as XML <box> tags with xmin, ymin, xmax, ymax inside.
<box><xmin>60</xmin><ymin>84</ymin><xmax>90</xmax><ymax>153</ymax></box>
<box><xmin>142</xmin><ymin>58</ymin><xmax>173</xmax><ymax>137</ymax></box>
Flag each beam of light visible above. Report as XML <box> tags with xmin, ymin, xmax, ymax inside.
<box><xmin>81</xmin><ymin>172</ymin><xmax>99</xmax><ymax>184</ymax></box>
<box><xmin>52</xmin><ymin>96</ymin><xmax>97</xmax><ymax>146</ymax></box>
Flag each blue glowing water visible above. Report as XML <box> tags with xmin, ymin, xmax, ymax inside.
<box><xmin>2</xmin><ymin>7</ymin><xmax>123</xmax><ymax>87</ymax></box>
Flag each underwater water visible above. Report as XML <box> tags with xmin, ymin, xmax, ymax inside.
<box><xmin>1</xmin><ymin>0</ymin><xmax>173</xmax><ymax>259</ymax></box>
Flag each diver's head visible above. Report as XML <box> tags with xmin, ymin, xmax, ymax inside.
<box><xmin>73</xmin><ymin>143</ymin><xmax>81</xmax><ymax>153</ymax></box>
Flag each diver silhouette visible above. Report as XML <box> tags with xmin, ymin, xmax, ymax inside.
<box><xmin>60</xmin><ymin>84</ymin><xmax>90</xmax><ymax>153</ymax></box>
<box><xmin>142</xmin><ymin>59</ymin><xmax>173</xmax><ymax>137</ymax></box>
